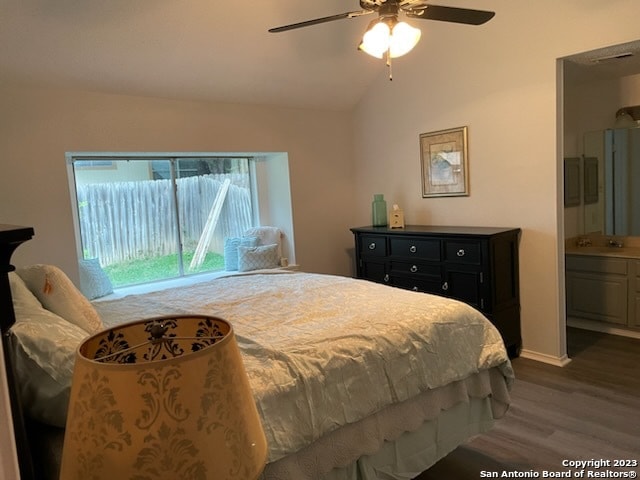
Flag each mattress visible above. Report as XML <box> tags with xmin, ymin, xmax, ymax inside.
<box><xmin>94</xmin><ymin>271</ymin><xmax>513</xmax><ymax>469</ymax></box>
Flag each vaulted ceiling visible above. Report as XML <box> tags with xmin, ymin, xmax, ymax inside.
<box><xmin>0</xmin><ymin>0</ymin><xmax>386</xmax><ymax>110</ymax></box>
<box><xmin>2</xmin><ymin>1</ymin><xmax>640</xmax><ymax>112</ymax></box>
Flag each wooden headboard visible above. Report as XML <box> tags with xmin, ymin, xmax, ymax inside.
<box><xmin>0</xmin><ymin>224</ymin><xmax>35</xmax><ymax>480</ymax></box>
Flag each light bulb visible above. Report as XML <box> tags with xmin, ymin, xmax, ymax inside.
<box><xmin>359</xmin><ymin>21</ymin><xmax>391</xmax><ymax>59</ymax></box>
<box><xmin>389</xmin><ymin>21</ymin><xmax>421</xmax><ymax>58</ymax></box>
<box><xmin>359</xmin><ymin>19</ymin><xmax>421</xmax><ymax>59</ymax></box>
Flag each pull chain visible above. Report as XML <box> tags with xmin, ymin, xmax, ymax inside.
<box><xmin>386</xmin><ymin>48</ymin><xmax>393</xmax><ymax>81</ymax></box>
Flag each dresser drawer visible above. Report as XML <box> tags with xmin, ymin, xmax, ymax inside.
<box><xmin>390</xmin><ymin>275</ymin><xmax>442</xmax><ymax>294</ymax></box>
<box><xmin>389</xmin><ymin>260</ymin><xmax>441</xmax><ymax>277</ymax></box>
<box><xmin>444</xmin><ymin>240</ymin><xmax>481</xmax><ymax>264</ymax></box>
<box><xmin>389</xmin><ymin>237</ymin><xmax>441</xmax><ymax>260</ymax></box>
<box><xmin>359</xmin><ymin>234</ymin><xmax>387</xmax><ymax>257</ymax></box>
<box><xmin>359</xmin><ymin>259</ymin><xmax>386</xmax><ymax>283</ymax></box>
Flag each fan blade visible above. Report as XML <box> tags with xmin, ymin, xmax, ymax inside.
<box><xmin>405</xmin><ymin>4</ymin><xmax>495</xmax><ymax>25</ymax></box>
<box><xmin>269</xmin><ymin>10</ymin><xmax>373</xmax><ymax>33</ymax></box>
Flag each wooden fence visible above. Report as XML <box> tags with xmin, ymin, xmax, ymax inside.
<box><xmin>77</xmin><ymin>173</ymin><xmax>253</xmax><ymax>266</ymax></box>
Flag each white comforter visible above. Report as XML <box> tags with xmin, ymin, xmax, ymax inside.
<box><xmin>93</xmin><ymin>271</ymin><xmax>513</xmax><ymax>462</ymax></box>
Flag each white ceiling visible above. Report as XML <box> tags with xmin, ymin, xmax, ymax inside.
<box><xmin>563</xmin><ymin>39</ymin><xmax>640</xmax><ymax>87</ymax></box>
<box><xmin>2</xmin><ymin>2</ymin><xmax>640</xmax><ymax>111</ymax></box>
<box><xmin>0</xmin><ymin>0</ymin><xmax>390</xmax><ymax>110</ymax></box>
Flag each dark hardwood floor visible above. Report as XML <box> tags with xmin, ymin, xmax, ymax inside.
<box><xmin>416</xmin><ymin>327</ymin><xmax>640</xmax><ymax>479</ymax></box>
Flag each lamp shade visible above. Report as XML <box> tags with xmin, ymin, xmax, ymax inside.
<box><xmin>359</xmin><ymin>21</ymin><xmax>391</xmax><ymax>58</ymax></box>
<box><xmin>615</xmin><ymin>110</ymin><xmax>637</xmax><ymax>128</ymax></box>
<box><xmin>359</xmin><ymin>18</ymin><xmax>421</xmax><ymax>59</ymax></box>
<box><xmin>59</xmin><ymin>315</ymin><xmax>267</xmax><ymax>480</ymax></box>
<box><xmin>388</xmin><ymin>21</ymin><xmax>421</xmax><ymax>58</ymax></box>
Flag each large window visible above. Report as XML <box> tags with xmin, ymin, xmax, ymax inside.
<box><xmin>69</xmin><ymin>155</ymin><xmax>255</xmax><ymax>288</ymax></box>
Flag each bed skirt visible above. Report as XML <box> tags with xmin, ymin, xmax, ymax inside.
<box><xmin>262</xmin><ymin>366</ymin><xmax>509</xmax><ymax>480</ymax></box>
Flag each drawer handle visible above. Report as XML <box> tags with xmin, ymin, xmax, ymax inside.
<box><xmin>410</xmin><ymin>265</ymin><xmax>418</xmax><ymax>273</ymax></box>
<box><xmin>383</xmin><ymin>274</ymin><xmax>389</xmax><ymax>282</ymax></box>
<box><xmin>412</xmin><ymin>286</ymin><xmax>418</xmax><ymax>291</ymax></box>
<box><xmin>409</xmin><ymin>245</ymin><xmax>417</xmax><ymax>253</ymax></box>
<box><xmin>369</xmin><ymin>243</ymin><xmax>376</xmax><ymax>250</ymax></box>
<box><xmin>442</xmin><ymin>281</ymin><xmax>449</xmax><ymax>291</ymax></box>
<box><xmin>457</xmin><ymin>249</ymin><xmax>465</xmax><ymax>257</ymax></box>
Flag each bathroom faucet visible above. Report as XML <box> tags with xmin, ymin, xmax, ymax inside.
<box><xmin>608</xmin><ymin>238</ymin><xmax>624</xmax><ymax>248</ymax></box>
<box><xmin>577</xmin><ymin>237</ymin><xmax>592</xmax><ymax>247</ymax></box>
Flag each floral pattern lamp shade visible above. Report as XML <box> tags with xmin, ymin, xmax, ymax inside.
<box><xmin>59</xmin><ymin>315</ymin><xmax>267</xmax><ymax>480</ymax></box>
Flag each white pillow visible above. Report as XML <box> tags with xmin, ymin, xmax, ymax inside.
<box><xmin>237</xmin><ymin>244</ymin><xmax>280</xmax><ymax>272</ymax></box>
<box><xmin>78</xmin><ymin>258</ymin><xmax>114</xmax><ymax>300</ymax></box>
<box><xmin>17</xmin><ymin>264</ymin><xmax>104</xmax><ymax>334</ymax></box>
<box><xmin>244</xmin><ymin>226</ymin><xmax>283</xmax><ymax>258</ymax></box>
<box><xmin>223</xmin><ymin>236</ymin><xmax>259</xmax><ymax>271</ymax></box>
<box><xmin>9</xmin><ymin>272</ymin><xmax>88</xmax><ymax>427</ymax></box>
<box><xmin>9</xmin><ymin>271</ymin><xmax>42</xmax><ymax>312</ymax></box>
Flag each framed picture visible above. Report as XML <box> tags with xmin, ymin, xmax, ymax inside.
<box><xmin>420</xmin><ymin>126</ymin><xmax>469</xmax><ymax>197</ymax></box>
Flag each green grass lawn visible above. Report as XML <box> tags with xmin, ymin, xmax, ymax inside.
<box><xmin>103</xmin><ymin>252</ymin><xmax>225</xmax><ymax>287</ymax></box>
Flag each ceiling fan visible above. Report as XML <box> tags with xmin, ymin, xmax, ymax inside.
<box><xmin>269</xmin><ymin>1</ymin><xmax>495</xmax><ymax>77</ymax></box>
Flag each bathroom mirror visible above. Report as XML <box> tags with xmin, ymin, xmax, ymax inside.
<box><xmin>583</xmin><ymin>127</ymin><xmax>640</xmax><ymax>235</ymax></box>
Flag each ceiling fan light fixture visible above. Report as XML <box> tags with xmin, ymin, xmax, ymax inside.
<box><xmin>389</xmin><ymin>21</ymin><xmax>421</xmax><ymax>58</ymax></box>
<box><xmin>358</xmin><ymin>20</ymin><xmax>391</xmax><ymax>58</ymax></box>
<box><xmin>358</xmin><ymin>17</ymin><xmax>421</xmax><ymax>59</ymax></box>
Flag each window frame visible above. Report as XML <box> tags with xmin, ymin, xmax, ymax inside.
<box><xmin>67</xmin><ymin>150</ymin><xmax>296</xmax><ymax>289</ymax></box>
<box><xmin>66</xmin><ymin>152</ymin><xmax>261</xmax><ymax>288</ymax></box>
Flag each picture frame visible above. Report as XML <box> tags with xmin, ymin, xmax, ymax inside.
<box><xmin>420</xmin><ymin>126</ymin><xmax>469</xmax><ymax>197</ymax></box>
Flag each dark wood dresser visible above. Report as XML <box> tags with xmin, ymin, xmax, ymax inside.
<box><xmin>1</xmin><ymin>224</ymin><xmax>35</xmax><ymax>480</ymax></box>
<box><xmin>351</xmin><ymin>225</ymin><xmax>521</xmax><ymax>357</ymax></box>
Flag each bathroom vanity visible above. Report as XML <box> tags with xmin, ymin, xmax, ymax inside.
<box><xmin>566</xmin><ymin>243</ymin><xmax>640</xmax><ymax>330</ymax></box>
<box><xmin>564</xmin><ymin>125</ymin><xmax>640</xmax><ymax>334</ymax></box>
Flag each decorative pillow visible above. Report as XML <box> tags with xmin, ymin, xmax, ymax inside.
<box><xmin>237</xmin><ymin>244</ymin><xmax>280</xmax><ymax>272</ymax></box>
<box><xmin>224</xmin><ymin>236</ymin><xmax>259</xmax><ymax>271</ymax></box>
<box><xmin>9</xmin><ymin>272</ymin><xmax>89</xmax><ymax>427</ymax></box>
<box><xmin>243</xmin><ymin>226</ymin><xmax>283</xmax><ymax>258</ymax></box>
<box><xmin>9</xmin><ymin>272</ymin><xmax>43</xmax><ymax>312</ymax></box>
<box><xmin>17</xmin><ymin>264</ymin><xmax>104</xmax><ymax>334</ymax></box>
<box><xmin>78</xmin><ymin>258</ymin><xmax>114</xmax><ymax>300</ymax></box>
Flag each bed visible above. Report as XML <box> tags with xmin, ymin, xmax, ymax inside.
<box><xmin>4</xmin><ymin>257</ymin><xmax>513</xmax><ymax>479</ymax></box>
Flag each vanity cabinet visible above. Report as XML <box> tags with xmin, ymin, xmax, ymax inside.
<box><xmin>351</xmin><ymin>225</ymin><xmax>521</xmax><ymax>356</ymax></box>
<box><xmin>633</xmin><ymin>260</ymin><xmax>640</xmax><ymax>328</ymax></box>
<box><xmin>565</xmin><ymin>255</ymin><xmax>628</xmax><ymax>325</ymax></box>
<box><xmin>566</xmin><ymin>254</ymin><xmax>640</xmax><ymax>329</ymax></box>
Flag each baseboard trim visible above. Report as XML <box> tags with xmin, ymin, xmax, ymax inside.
<box><xmin>567</xmin><ymin>317</ymin><xmax>640</xmax><ymax>340</ymax></box>
<box><xmin>519</xmin><ymin>349</ymin><xmax>572</xmax><ymax>367</ymax></box>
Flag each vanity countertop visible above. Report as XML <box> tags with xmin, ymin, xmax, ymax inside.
<box><xmin>565</xmin><ymin>246</ymin><xmax>640</xmax><ymax>259</ymax></box>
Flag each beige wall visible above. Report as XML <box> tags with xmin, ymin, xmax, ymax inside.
<box><xmin>0</xmin><ymin>85</ymin><xmax>356</xmax><ymax>280</ymax></box>
<box><xmin>352</xmin><ymin>1</ymin><xmax>640</xmax><ymax>362</ymax></box>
